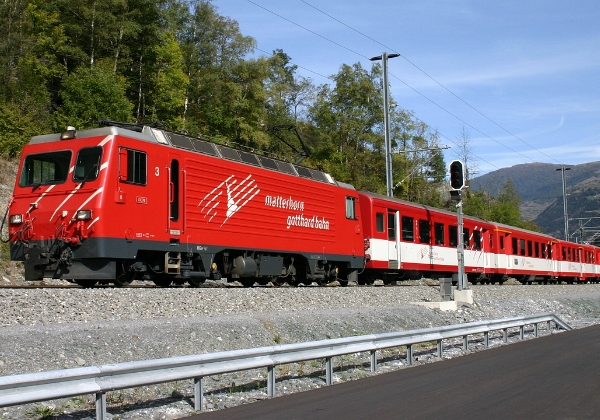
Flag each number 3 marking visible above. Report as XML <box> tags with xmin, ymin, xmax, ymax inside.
<box><xmin>155</xmin><ymin>167</ymin><xmax>160</xmax><ymax>176</ymax></box>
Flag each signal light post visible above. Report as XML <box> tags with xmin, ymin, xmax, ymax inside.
<box><xmin>449</xmin><ymin>160</ymin><xmax>467</xmax><ymax>291</ymax></box>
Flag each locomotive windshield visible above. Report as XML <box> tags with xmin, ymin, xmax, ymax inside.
<box><xmin>73</xmin><ymin>147</ymin><xmax>102</xmax><ymax>182</ymax></box>
<box><xmin>19</xmin><ymin>151</ymin><xmax>71</xmax><ymax>187</ymax></box>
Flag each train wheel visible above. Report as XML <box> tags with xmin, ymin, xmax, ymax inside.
<box><xmin>75</xmin><ymin>279</ymin><xmax>98</xmax><ymax>288</ymax></box>
<box><xmin>153</xmin><ymin>279</ymin><xmax>172</xmax><ymax>287</ymax></box>
<box><xmin>114</xmin><ymin>270</ymin><xmax>135</xmax><ymax>287</ymax></box>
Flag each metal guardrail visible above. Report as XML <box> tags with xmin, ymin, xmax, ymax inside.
<box><xmin>0</xmin><ymin>313</ymin><xmax>571</xmax><ymax>419</ymax></box>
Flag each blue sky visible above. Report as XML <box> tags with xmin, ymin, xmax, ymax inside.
<box><xmin>214</xmin><ymin>0</ymin><xmax>600</xmax><ymax>174</ymax></box>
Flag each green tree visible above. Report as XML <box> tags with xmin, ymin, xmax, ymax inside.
<box><xmin>146</xmin><ymin>30</ymin><xmax>188</xmax><ymax>129</ymax></box>
<box><xmin>174</xmin><ymin>0</ymin><xmax>268</xmax><ymax>145</ymax></box>
<box><xmin>490</xmin><ymin>179</ymin><xmax>522</xmax><ymax>225</ymax></box>
<box><xmin>55</xmin><ymin>65</ymin><xmax>133</xmax><ymax>129</ymax></box>
<box><xmin>0</xmin><ymin>103</ymin><xmax>43</xmax><ymax>158</ymax></box>
<box><xmin>308</xmin><ymin>62</ymin><xmax>383</xmax><ymax>191</ymax></box>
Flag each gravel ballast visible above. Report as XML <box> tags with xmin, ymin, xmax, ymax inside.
<box><xmin>2</xmin><ymin>283</ymin><xmax>600</xmax><ymax>419</ymax></box>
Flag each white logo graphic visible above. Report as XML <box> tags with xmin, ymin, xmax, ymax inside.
<box><xmin>199</xmin><ymin>174</ymin><xmax>260</xmax><ymax>226</ymax></box>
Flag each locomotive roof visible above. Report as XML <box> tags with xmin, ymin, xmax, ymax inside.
<box><xmin>30</xmin><ymin>124</ymin><xmax>355</xmax><ymax>190</ymax></box>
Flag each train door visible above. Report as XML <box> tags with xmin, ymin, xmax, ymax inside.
<box><xmin>551</xmin><ymin>241</ymin><xmax>559</xmax><ymax>275</ymax></box>
<box><xmin>167</xmin><ymin>156</ymin><xmax>185</xmax><ymax>237</ymax></box>
<box><xmin>497</xmin><ymin>231</ymin><xmax>510</xmax><ymax>275</ymax></box>
<box><xmin>578</xmin><ymin>247</ymin><xmax>584</xmax><ymax>279</ymax></box>
<box><xmin>387</xmin><ymin>210</ymin><xmax>400</xmax><ymax>269</ymax></box>
<box><xmin>471</xmin><ymin>226</ymin><xmax>485</xmax><ymax>272</ymax></box>
<box><xmin>486</xmin><ymin>229</ymin><xmax>497</xmax><ymax>271</ymax></box>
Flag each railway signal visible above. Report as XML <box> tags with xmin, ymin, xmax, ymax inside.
<box><xmin>449</xmin><ymin>160</ymin><xmax>465</xmax><ymax>190</ymax></box>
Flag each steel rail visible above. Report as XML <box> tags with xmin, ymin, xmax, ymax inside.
<box><xmin>0</xmin><ymin>313</ymin><xmax>571</xmax><ymax>419</ymax></box>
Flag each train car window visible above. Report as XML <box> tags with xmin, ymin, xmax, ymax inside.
<box><xmin>170</xmin><ymin>159</ymin><xmax>180</xmax><ymax>221</ymax></box>
<box><xmin>535</xmin><ymin>242</ymin><xmax>540</xmax><ymax>258</ymax></box>
<box><xmin>473</xmin><ymin>230</ymin><xmax>481</xmax><ymax>250</ymax></box>
<box><xmin>73</xmin><ymin>147</ymin><xmax>102</xmax><ymax>182</ymax></box>
<box><xmin>19</xmin><ymin>151</ymin><xmax>71</xmax><ymax>187</ymax></box>
<box><xmin>434</xmin><ymin>223</ymin><xmax>444</xmax><ymax>245</ymax></box>
<box><xmin>512</xmin><ymin>238</ymin><xmax>518</xmax><ymax>254</ymax></box>
<box><xmin>419</xmin><ymin>220</ymin><xmax>430</xmax><ymax>244</ymax></box>
<box><xmin>527</xmin><ymin>240</ymin><xmax>533</xmax><ymax>257</ymax></box>
<box><xmin>119</xmin><ymin>149</ymin><xmax>147</xmax><ymax>185</ymax></box>
<box><xmin>489</xmin><ymin>234</ymin><xmax>494</xmax><ymax>250</ymax></box>
<box><xmin>449</xmin><ymin>226</ymin><xmax>457</xmax><ymax>247</ymax></box>
<box><xmin>388</xmin><ymin>213</ymin><xmax>396</xmax><ymax>240</ymax></box>
<box><xmin>376</xmin><ymin>213</ymin><xmax>385</xmax><ymax>233</ymax></box>
<box><xmin>519</xmin><ymin>239</ymin><xmax>526</xmax><ymax>256</ymax></box>
<box><xmin>562</xmin><ymin>247</ymin><xmax>567</xmax><ymax>260</ymax></box>
<box><xmin>499</xmin><ymin>236</ymin><xmax>505</xmax><ymax>250</ymax></box>
<box><xmin>541</xmin><ymin>244</ymin><xmax>547</xmax><ymax>258</ymax></box>
<box><xmin>401</xmin><ymin>216</ymin><xmax>414</xmax><ymax>241</ymax></box>
<box><xmin>463</xmin><ymin>228</ymin><xmax>470</xmax><ymax>248</ymax></box>
<box><xmin>345</xmin><ymin>197</ymin><xmax>357</xmax><ymax>219</ymax></box>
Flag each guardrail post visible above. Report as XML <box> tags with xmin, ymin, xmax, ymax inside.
<box><xmin>547</xmin><ymin>320</ymin><xmax>552</xmax><ymax>332</ymax></box>
<box><xmin>463</xmin><ymin>335</ymin><xmax>469</xmax><ymax>351</ymax></box>
<box><xmin>484</xmin><ymin>331</ymin><xmax>489</xmax><ymax>348</ymax></box>
<box><xmin>194</xmin><ymin>377</ymin><xmax>204</xmax><ymax>412</ymax></box>
<box><xmin>534</xmin><ymin>323</ymin><xmax>539</xmax><ymax>337</ymax></box>
<box><xmin>326</xmin><ymin>357</ymin><xmax>333</xmax><ymax>385</ymax></box>
<box><xmin>370</xmin><ymin>350</ymin><xmax>377</xmax><ymax>372</ymax></box>
<box><xmin>503</xmin><ymin>328</ymin><xmax>508</xmax><ymax>343</ymax></box>
<box><xmin>95</xmin><ymin>392</ymin><xmax>106</xmax><ymax>420</ymax></box>
<box><xmin>520</xmin><ymin>325</ymin><xmax>524</xmax><ymax>340</ymax></box>
<box><xmin>407</xmin><ymin>344</ymin><xmax>413</xmax><ymax>366</ymax></box>
<box><xmin>437</xmin><ymin>339</ymin><xmax>443</xmax><ymax>358</ymax></box>
<box><xmin>267</xmin><ymin>366</ymin><xmax>276</xmax><ymax>398</ymax></box>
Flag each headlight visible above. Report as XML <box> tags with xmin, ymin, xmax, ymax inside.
<box><xmin>60</xmin><ymin>126</ymin><xmax>77</xmax><ymax>140</ymax></box>
<box><xmin>10</xmin><ymin>214</ymin><xmax>23</xmax><ymax>224</ymax></box>
<box><xmin>76</xmin><ymin>210</ymin><xmax>92</xmax><ymax>220</ymax></box>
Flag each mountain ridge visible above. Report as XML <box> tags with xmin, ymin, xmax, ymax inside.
<box><xmin>470</xmin><ymin>161</ymin><xmax>600</xmax><ymax>241</ymax></box>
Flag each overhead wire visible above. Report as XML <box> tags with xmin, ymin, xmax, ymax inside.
<box><xmin>246</xmin><ymin>0</ymin><xmax>502</xmax><ymax>172</ymax></box>
<box><xmin>299</xmin><ymin>0</ymin><xmax>563</xmax><ymax>166</ymax></box>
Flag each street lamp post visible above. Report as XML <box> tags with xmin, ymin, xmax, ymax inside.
<box><xmin>370</xmin><ymin>52</ymin><xmax>399</xmax><ymax>197</ymax></box>
<box><xmin>556</xmin><ymin>167</ymin><xmax>571</xmax><ymax>241</ymax></box>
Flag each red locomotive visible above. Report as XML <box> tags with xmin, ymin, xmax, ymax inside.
<box><xmin>5</xmin><ymin>123</ymin><xmax>599</xmax><ymax>286</ymax></box>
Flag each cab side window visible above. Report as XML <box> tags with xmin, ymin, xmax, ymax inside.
<box><xmin>345</xmin><ymin>196</ymin><xmax>357</xmax><ymax>219</ymax></box>
<box><xmin>120</xmin><ymin>148</ymin><xmax>147</xmax><ymax>185</ymax></box>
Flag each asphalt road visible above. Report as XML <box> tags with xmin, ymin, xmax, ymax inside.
<box><xmin>182</xmin><ymin>324</ymin><xmax>600</xmax><ymax>419</ymax></box>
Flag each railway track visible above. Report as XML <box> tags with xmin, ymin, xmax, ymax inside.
<box><xmin>1</xmin><ymin>277</ymin><xmax>595</xmax><ymax>289</ymax></box>
<box><xmin>0</xmin><ymin>279</ymin><xmax>433</xmax><ymax>289</ymax></box>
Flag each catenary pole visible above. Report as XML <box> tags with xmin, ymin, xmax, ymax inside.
<box><xmin>370</xmin><ymin>53</ymin><xmax>399</xmax><ymax>197</ymax></box>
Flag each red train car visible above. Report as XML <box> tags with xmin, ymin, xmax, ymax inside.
<box><xmin>358</xmin><ymin>191</ymin><xmax>494</xmax><ymax>283</ymax></box>
<box><xmin>359</xmin><ymin>191</ymin><xmax>600</xmax><ymax>284</ymax></box>
<box><xmin>7</xmin><ymin>124</ymin><xmax>364</xmax><ymax>286</ymax></box>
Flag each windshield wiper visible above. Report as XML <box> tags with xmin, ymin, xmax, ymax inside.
<box><xmin>79</xmin><ymin>164</ymin><xmax>99</xmax><ymax>187</ymax></box>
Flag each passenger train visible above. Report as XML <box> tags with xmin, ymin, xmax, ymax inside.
<box><xmin>5</xmin><ymin>122</ymin><xmax>598</xmax><ymax>287</ymax></box>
